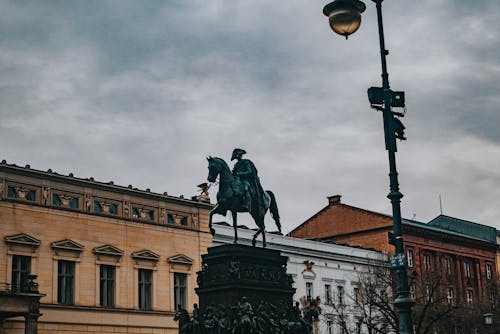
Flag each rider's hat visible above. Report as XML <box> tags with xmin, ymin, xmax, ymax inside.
<box><xmin>231</xmin><ymin>148</ymin><xmax>247</xmax><ymax>161</ymax></box>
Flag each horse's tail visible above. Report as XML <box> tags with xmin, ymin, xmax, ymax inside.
<box><xmin>266</xmin><ymin>190</ymin><xmax>281</xmax><ymax>233</ymax></box>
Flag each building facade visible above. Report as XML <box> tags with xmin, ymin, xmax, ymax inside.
<box><xmin>213</xmin><ymin>222</ymin><xmax>389</xmax><ymax>334</ymax></box>
<box><xmin>0</xmin><ymin>162</ymin><xmax>213</xmax><ymax>334</ymax></box>
<box><xmin>290</xmin><ymin>195</ymin><xmax>499</xmax><ymax>333</ymax></box>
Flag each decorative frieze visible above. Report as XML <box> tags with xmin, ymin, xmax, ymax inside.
<box><xmin>0</xmin><ymin>171</ymin><xmax>204</xmax><ymax>232</ymax></box>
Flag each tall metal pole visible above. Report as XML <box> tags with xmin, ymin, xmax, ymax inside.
<box><xmin>373</xmin><ymin>0</ymin><xmax>414</xmax><ymax>333</ymax></box>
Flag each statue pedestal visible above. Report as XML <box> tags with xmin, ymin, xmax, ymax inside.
<box><xmin>196</xmin><ymin>244</ymin><xmax>295</xmax><ymax>314</ymax></box>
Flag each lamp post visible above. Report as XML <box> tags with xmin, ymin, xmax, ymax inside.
<box><xmin>322</xmin><ymin>1</ymin><xmax>414</xmax><ymax>333</ymax></box>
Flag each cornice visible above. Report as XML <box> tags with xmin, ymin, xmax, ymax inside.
<box><xmin>0</xmin><ymin>162</ymin><xmax>213</xmax><ymax>210</ymax></box>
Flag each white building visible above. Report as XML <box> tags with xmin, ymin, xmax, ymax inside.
<box><xmin>213</xmin><ymin>223</ymin><xmax>389</xmax><ymax>334</ymax></box>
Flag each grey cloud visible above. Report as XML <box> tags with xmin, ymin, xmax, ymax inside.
<box><xmin>0</xmin><ymin>0</ymin><xmax>499</xmax><ymax>232</ymax></box>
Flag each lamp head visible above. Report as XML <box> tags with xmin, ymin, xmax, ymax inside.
<box><xmin>323</xmin><ymin>0</ymin><xmax>366</xmax><ymax>39</ymax></box>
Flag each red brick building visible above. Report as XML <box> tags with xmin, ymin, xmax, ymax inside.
<box><xmin>290</xmin><ymin>195</ymin><xmax>499</xmax><ymax>332</ymax></box>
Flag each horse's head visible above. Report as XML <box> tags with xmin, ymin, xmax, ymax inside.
<box><xmin>207</xmin><ymin>156</ymin><xmax>221</xmax><ymax>183</ymax></box>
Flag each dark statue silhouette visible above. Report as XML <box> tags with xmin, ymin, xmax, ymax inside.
<box><xmin>206</xmin><ymin>149</ymin><xmax>281</xmax><ymax>247</ymax></box>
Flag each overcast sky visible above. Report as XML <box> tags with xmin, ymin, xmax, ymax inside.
<box><xmin>1</xmin><ymin>0</ymin><xmax>499</xmax><ymax>233</ymax></box>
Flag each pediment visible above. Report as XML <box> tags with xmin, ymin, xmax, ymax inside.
<box><xmin>131</xmin><ymin>250</ymin><xmax>160</xmax><ymax>261</ymax></box>
<box><xmin>5</xmin><ymin>233</ymin><xmax>41</xmax><ymax>247</ymax></box>
<box><xmin>93</xmin><ymin>245</ymin><xmax>123</xmax><ymax>257</ymax></box>
<box><xmin>168</xmin><ymin>254</ymin><xmax>193</xmax><ymax>265</ymax></box>
<box><xmin>51</xmin><ymin>239</ymin><xmax>84</xmax><ymax>252</ymax></box>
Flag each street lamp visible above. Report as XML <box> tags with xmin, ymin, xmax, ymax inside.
<box><xmin>322</xmin><ymin>1</ymin><xmax>414</xmax><ymax>334</ymax></box>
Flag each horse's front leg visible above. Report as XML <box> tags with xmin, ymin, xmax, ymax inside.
<box><xmin>252</xmin><ymin>229</ymin><xmax>261</xmax><ymax>247</ymax></box>
<box><xmin>209</xmin><ymin>204</ymin><xmax>221</xmax><ymax>235</ymax></box>
<box><xmin>232</xmin><ymin>211</ymin><xmax>238</xmax><ymax>243</ymax></box>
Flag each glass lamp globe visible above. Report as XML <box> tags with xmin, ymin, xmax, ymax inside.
<box><xmin>323</xmin><ymin>0</ymin><xmax>366</xmax><ymax>39</ymax></box>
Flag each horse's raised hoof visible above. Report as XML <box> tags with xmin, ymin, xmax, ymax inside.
<box><xmin>210</xmin><ymin>228</ymin><xmax>216</xmax><ymax>236</ymax></box>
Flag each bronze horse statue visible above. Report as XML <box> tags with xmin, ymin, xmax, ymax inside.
<box><xmin>207</xmin><ymin>156</ymin><xmax>280</xmax><ymax>247</ymax></box>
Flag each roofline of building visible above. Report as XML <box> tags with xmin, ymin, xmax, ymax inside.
<box><xmin>214</xmin><ymin>222</ymin><xmax>386</xmax><ymax>258</ymax></box>
<box><xmin>289</xmin><ymin>202</ymin><xmax>393</xmax><ymax>235</ymax></box>
<box><xmin>429</xmin><ymin>214</ymin><xmax>493</xmax><ymax>229</ymax></box>
<box><xmin>403</xmin><ymin>219</ymin><xmax>498</xmax><ymax>248</ymax></box>
<box><xmin>316</xmin><ymin>225</ymin><xmax>394</xmax><ymax>241</ymax></box>
<box><xmin>0</xmin><ymin>161</ymin><xmax>214</xmax><ymax>209</ymax></box>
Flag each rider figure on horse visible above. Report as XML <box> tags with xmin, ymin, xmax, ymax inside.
<box><xmin>231</xmin><ymin>148</ymin><xmax>266</xmax><ymax>214</ymax></box>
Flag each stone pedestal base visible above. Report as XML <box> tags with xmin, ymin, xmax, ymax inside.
<box><xmin>196</xmin><ymin>244</ymin><xmax>295</xmax><ymax>313</ymax></box>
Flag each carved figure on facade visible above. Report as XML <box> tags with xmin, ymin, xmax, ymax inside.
<box><xmin>196</xmin><ymin>182</ymin><xmax>211</xmax><ymax>203</ymax></box>
<box><xmin>123</xmin><ymin>201</ymin><xmax>130</xmax><ymax>218</ymax></box>
<box><xmin>60</xmin><ymin>195</ymin><xmax>74</xmax><ymax>207</ymax></box>
<box><xmin>42</xmin><ymin>187</ymin><xmax>49</xmax><ymax>206</ymax></box>
<box><xmin>84</xmin><ymin>194</ymin><xmax>92</xmax><ymax>212</ymax></box>
<box><xmin>160</xmin><ymin>208</ymin><xmax>167</xmax><ymax>224</ymax></box>
<box><xmin>100</xmin><ymin>201</ymin><xmax>112</xmax><ymax>214</ymax></box>
<box><xmin>192</xmin><ymin>213</ymin><xmax>199</xmax><ymax>229</ymax></box>
<box><xmin>15</xmin><ymin>187</ymin><xmax>29</xmax><ymax>200</ymax></box>
<box><xmin>206</xmin><ymin>149</ymin><xmax>281</xmax><ymax>247</ymax></box>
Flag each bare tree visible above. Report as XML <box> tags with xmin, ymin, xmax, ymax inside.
<box><xmin>317</xmin><ymin>261</ymin><xmax>492</xmax><ymax>334</ymax></box>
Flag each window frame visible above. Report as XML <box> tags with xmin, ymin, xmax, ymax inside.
<box><xmin>337</xmin><ymin>285</ymin><xmax>345</xmax><ymax>306</ymax></box>
<box><xmin>423</xmin><ymin>254</ymin><xmax>431</xmax><ymax>271</ymax></box>
<box><xmin>324</xmin><ymin>284</ymin><xmax>332</xmax><ymax>304</ymax></box>
<box><xmin>486</xmin><ymin>264</ymin><xmax>492</xmax><ymax>280</ymax></box>
<box><xmin>11</xmin><ymin>255</ymin><xmax>31</xmax><ymax>292</ymax></box>
<box><xmin>463</xmin><ymin>261</ymin><xmax>471</xmax><ymax>278</ymax></box>
<box><xmin>174</xmin><ymin>272</ymin><xmax>187</xmax><ymax>309</ymax></box>
<box><xmin>466</xmin><ymin>289</ymin><xmax>473</xmax><ymax>307</ymax></box>
<box><xmin>406</xmin><ymin>249</ymin><xmax>414</xmax><ymax>268</ymax></box>
<box><xmin>138</xmin><ymin>268</ymin><xmax>153</xmax><ymax>310</ymax></box>
<box><xmin>57</xmin><ymin>260</ymin><xmax>75</xmax><ymax>305</ymax></box>
<box><xmin>306</xmin><ymin>282</ymin><xmax>313</xmax><ymax>301</ymax></box>
<box><xmin>100</xmin><ymin>265</ymin><xmax>116</xmax><ymax>307</ymax></box>
<box><xmin>446</xmin><ymin>287</ymin><xmax>454</xmax><ymax>306</ymax></box>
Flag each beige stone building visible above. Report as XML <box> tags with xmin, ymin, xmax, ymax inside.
<box><xmin>0</xmin><ymin>162</ymin><xmax>213</xmax><ymax>334</ymax></box>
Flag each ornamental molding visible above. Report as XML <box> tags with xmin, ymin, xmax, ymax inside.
<box><xmin>168</xmin><ymin>254</ymin><xmax>193</xmax><ymax>265</ymax></box>
<box><xmin>93</xmin><ymin>244</ymin><xmax>124</xmax><ymax>257</ymax></box>
<box><xmin>5</xmin><ymin>233</ymin><xmax>41</xmax><ymax>247</ymax></box>
<box><xmin>131</xmin><ymin>249</ymin><xmax>160</xmax><ymax>262</ymax></box>
<box><xmin>51</xmin><ymin>239</ymin><xmax>84</xmax><ymax>252</ymax></box>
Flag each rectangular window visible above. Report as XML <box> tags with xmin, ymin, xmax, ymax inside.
<box><xmin>410</xmin><ymin>283</ymin><xmax>416</xmax><ymax>301</ymax></box>
<box><xmin>325</xmin><ymin>284</ymin><xmax>332</xmax><ymax>304</ymax></box>
<box><xmin>58</xmin><ymin>260</ymin><xmax>75</xmax><ymax>305</ymax></box>
<box><xmin>353</xmin><ymin>287</ymin><xmax>360</xmax><ymax>305</ymax></box>
<box><xmin>100</xmin><ymin>265</ymin><xmax>115</xmax><ymax>307</ymax></box>
<box><xmin>138</xmin><ymin>269</ymin><xmax>152</xmax><ymax>310</ymax></box>
<box><xmin>337</xmin><ymin>285</ymin><xmax>344</xmax><ymax>305</ymax></box>
<box><xmin>327</xmin><ymin>320</ymin><xmax>333</xmax><ymax>334</ymax></box>
<box><xmin>306</xmin><ymin>282</ymin><xmax>313</xmax><ymax>300</ymax></box>
<box><xmin>489</xmin><ymin>290</ymin><xmax>495</xmax><ymax>304</ymax></box>
<box><xmin>444</xmin><ymin>257</ymin><xmax>452</xmax><ymax>274</ymax></box>
<box><xmin>407</xmin><ymin>249</ymin><xmax>414</xmax><ymax>268</ymax></box>
<box><xmin>467</xmin><ymin>290</ymin><xmax>473</xmax><ymax>307</ymax></box>
<box><xmin>486</xmin><ymin>264</ymin><xmax>492</xmax><ymax>280</ymax></box>
<box><xmin>423</xmin><ymin>254</ymin><xmax>431</xmax><ymax>271</ymax></box>
<box><xmin>464</xmin><ymin>262</ymin><xmax>471</xmax><ymax>277</ymax></box>
<box><xmin>425</xmin><ymin>284</ymin><xmax>433</xmax><ymax>302</ymax></box>
<box><xmin>446</xmin><ymin>287</ymin><xmax>454</xmax><ymax>306</ymax></box>
<box><xmin>12</xmin><ymin>255</ymin><xmax>31</xmax><ymax>292</ymax></box>
<box><xmin>174</xmin><ymin>273</ymin><xmax>187</xmax><ymax>309</ymax></box>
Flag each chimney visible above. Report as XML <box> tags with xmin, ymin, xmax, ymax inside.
<box><xmin>327</xmin><ymin>195</ymin><xmax>342</xmax><ymax>205</ymax></box>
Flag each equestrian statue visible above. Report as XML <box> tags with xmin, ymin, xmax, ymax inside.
<box><xmin>206</xmin><ymin>148</ymin><xmax>280</xmax><ymax>247</ymax></box>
